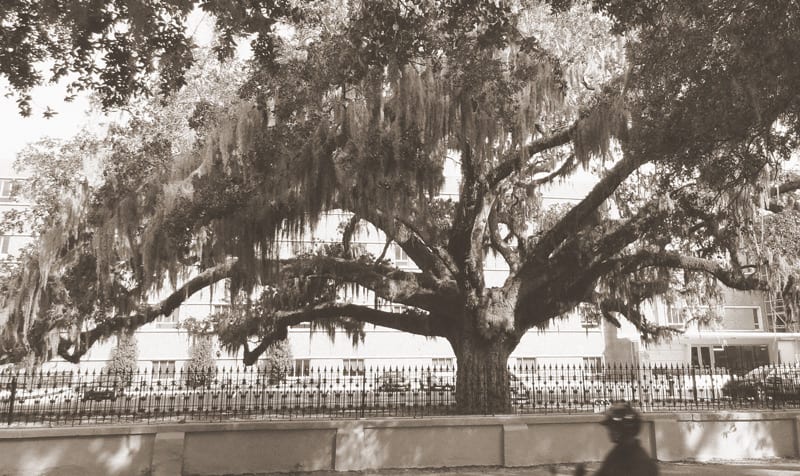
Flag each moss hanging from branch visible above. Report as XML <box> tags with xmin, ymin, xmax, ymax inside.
<box><xmin>573</xmin><ymin>95</ymin><xmax>629</xmax><ymax>167</ymax></box>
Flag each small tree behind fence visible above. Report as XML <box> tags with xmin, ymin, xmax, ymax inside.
<box><xmin>184</xmin><ymin>337</ymin><xmax>216</xmax><ymax>388</ymax></box>
<box><xmin>105</xmin><ymin>333</ymin><xmax>138</xmax><ymax>387</ymax></box>
<box><xmin>259</xmin><ymin>341</ymin><xmax>292</xmax><ymax>385</ymax></box>
<box><xmin>1</xmin><ymin>362</ymin><xmax>799</xmax><ymax>427</ymax></box>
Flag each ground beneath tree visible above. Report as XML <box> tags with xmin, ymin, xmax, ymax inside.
<box><xmin>264</xmin><ymin>459</ymin><xmax>800</xmax><ymax>476</ymax></box>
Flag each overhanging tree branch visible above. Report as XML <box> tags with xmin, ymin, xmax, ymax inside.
<box><xmin>527</xmin><ymin>153</ymin><xmax>579</xmax><ymax>188</ymax></box>
<box><xmin>56</xmin><ymin>258</ymin><xmax>238</xmax><ymax>363</ymax></box>
<box><xmin>598</xmin><ymin>296</ymin><xmax>682</xmax><ymax>341</ymax></box>
<box><xmin>280</xmin><ymin>255</ymin><xmax>459</xmax><ymax>315</ymax></box>
<box><xmin>767</xmin><ymin>178</ymin><xmax>800</xmax><ymax>211</ymax></box>
<box><xmin>771</xmin><ymin>179</ymin><xmax>800</xmax><ymax>195</ymax></box>
<box><xmin>488</xmin><ymin>197</ymin><xmax>521</xmax><ymax>273</ymax></box>
<box><xmin>242</xmin><ymin>303</ymin><xmax>449</xmax><ymax>364</ymax></box>
<box><xmin>488</xmin><ymin>123</ymin><xmax>577</xmax><ymax>189</ymax></box>
<box><xmin>527</xmin><ymin>152</ymin><xmax>649</xmax><ymax>267</ymax></box>
<box><xmin>611</xmin><ymin>251</ymin><xmax>765</xmax><ymax>291</ymax></box>
<box><xmin>364</xmin><ymin>207</ymin><xmax>457</xmax><ymax>281</ymax></box>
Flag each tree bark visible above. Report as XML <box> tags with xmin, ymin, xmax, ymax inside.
<box><xmin>452</xmin><ymin>329</ymin><xmax>515</xmax><ymax>414</ymax></box>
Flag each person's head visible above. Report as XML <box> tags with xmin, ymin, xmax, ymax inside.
<box><xmin>601</xmin><ymin>401</ymin><xmax>641</xmax><ymax>443</ymax></box>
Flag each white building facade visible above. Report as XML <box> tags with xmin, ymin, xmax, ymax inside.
<box><xmin>1</xmin><ymin>163</ymin><xmax>798</xmax><ymax>374</ymax></box>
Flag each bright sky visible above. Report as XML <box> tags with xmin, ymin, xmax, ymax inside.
<box><xmin>0</xmin><ymin>9</ymin><xmax>605</xmax><ymax>197</ymax></box>
<box><xmin>0</xmin><ymin>10</ymin><xmax>218</xmax><ymax>178</ymax></box>
<box><xmin>0</xmin><ymin>82</ymin><xmax>97</xmax><ymax>175</ymax></box>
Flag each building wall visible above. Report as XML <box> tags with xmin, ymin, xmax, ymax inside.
<box><xmin>3</xmin><ymin>166</ymin><xmax>796</xmax><ymax>372</ymax></box>
<box><xmin>643</xmin><ymin>288</ymin><xmax>797</xmax><ymax>368</ymax></box>
<box><xmin>0</xmin><ymin>177</ymin><xmax>31</xmax><ymax>259</ymax></box>
<box><xmin>41</xmin><ymin>187</ymin><xmax>613</xmax><ymax>371</ymax></box>
<box><xmin>42</xmin><ymin>244</ymin><xmax>799</xmax><ymax>372</ymax></box>
<box><xmin>59</xmin><ymin>313</ymin><xmax>603</xmax><ymax>372</ymax></box>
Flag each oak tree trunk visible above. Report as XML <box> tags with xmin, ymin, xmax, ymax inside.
<box><xmin>452</xmin><ymin>330</ymin><xmax>515</xmax><ymax>414</ymax></box>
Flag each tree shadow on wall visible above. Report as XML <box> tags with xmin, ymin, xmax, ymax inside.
<box><xmin>3</xmin><ymin>432</ymin><xmax>153</xmax><ymax>476</ymax></box>
<box><xmin>653</xmin><ymin>414</ymin><xmax>792</xmax><ymax>462</ymax></box>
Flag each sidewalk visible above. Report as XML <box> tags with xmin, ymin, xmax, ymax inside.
<box><xmin>298</xmin><ymin>460</ymin><xmax>800</xmax><ymax>476</ymax></box>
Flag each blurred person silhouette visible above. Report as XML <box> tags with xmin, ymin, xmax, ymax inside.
<box><xmin>575</xmin><ymin>401</ymin><xmax>658</xmax><ymax>476</ymax></box>
<box><xmin>549</xmin><ymin>401</ymin><xmax>659</xmax><ymax>476</ymax></box>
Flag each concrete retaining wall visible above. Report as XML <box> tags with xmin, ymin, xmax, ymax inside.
<box><xmin>1</xmin><ymin>412</ymin><xmax>799</xmax><ymax>475</ymax></box>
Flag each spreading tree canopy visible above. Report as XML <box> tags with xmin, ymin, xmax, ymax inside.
<box><xmin>2</xmin><ymin>0</ymin><xmax>800</xmax><ymax>412</ymax></box>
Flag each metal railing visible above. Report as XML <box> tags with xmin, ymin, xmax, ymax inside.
<box><xmin>2</xmin><ymin>363</ymin><xmax>799</xmax><ymax>427</ymax></box>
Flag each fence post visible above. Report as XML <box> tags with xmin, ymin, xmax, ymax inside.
<box><xmin>7</xmin><ymin>375</ymin><xmax>17</xmax><ymax>426</ymax></box>
<box><xmin>772</xmin><ymin>365</ymin><xmax>778</xmax><ymax>411</ymax></box>
<box><xmin>360</xmin><ymin>368</ymin><xmax>366</xmax><ymax>418</ymax></box>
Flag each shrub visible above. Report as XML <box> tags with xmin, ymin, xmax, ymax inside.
<box><xmin>185</xmin><ymin>337</ymin><xmax>216</xmax><ymax>388</ymax></box>
<box><xmin>105</xmin><ymin>333</ymin><xmax>138</xmax><ymax>387</ymax></box>
<box><xmin>260</xmin><ymin>340</ymin><xmax>292</xmax><ymax>384</ymax></box>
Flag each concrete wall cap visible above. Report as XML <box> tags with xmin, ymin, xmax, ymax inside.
<box><xmin>3</xmin><ymin>411</ymin><xmax>800</xmax><ymax>439</ymax></box>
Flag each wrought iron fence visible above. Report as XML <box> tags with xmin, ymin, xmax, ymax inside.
<box><xmin>2</xmin><ymin>362</ymin><xmax>800</xmax><ymax>427</ymax></box>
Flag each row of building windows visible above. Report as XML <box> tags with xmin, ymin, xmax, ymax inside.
<box><xmin>287</xmin><ymin>357</ymin><xmax>608</xmax><ymax>376</ymax></box>
<box><xmin>290</xmin><ymin>358</ymin><xmax>459</xmax><ymax>376</ymax></box>
<box><xmin>0</xmin><ymin>179</ymin><xmax>18</xmax><ymax>202</ymax></box>
<box><xmin>154</xmin><ymin>304</ymin><xmax>233</xmax><ymax>328</ymax></box>
<box><xmin>138</xmin><ymin>351</ymin><xmax>777</xmax><ymax>376</ymax></box>
<box><xmin>690</xmin><ymin>345</ymin><xmax>770</xmax><ymax>370</ymax></box>
<box><xmin>665</xmin><ymin>305</ymin><xmax>762</xmax><ymax>330</ymax></box>
<box><xmin>149</xmin><ymin>301</ymin><xmax>768</xmax><ymax>340</ymax></box>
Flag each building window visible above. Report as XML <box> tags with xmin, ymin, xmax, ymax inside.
<box><xmin>691</xmin><ymin>346</ymin><xmax>712</xmax><ymax>368</ymax></box>
<box><xmin>212</xmin><ymin>304</ymin><xmax>230</xmax><ymax>315</ymax></box>
<box><xmin>343</xmin><ymin>358</ymin><xmax>364</xmax><ymax>377</ymax></box>
<box><xmin>394</xmin><ymin>245</ymin><xmax>411</xmax><ymax>268</ymax></box>
<box><xmin>583</xmin><ymin>357</ymin><xmax>603</xmax><ymax>372</ymax></box>
<box><xmin>155</xmin><ymin>308</ymin><xmax>179</xmax><ymax>328</ymax></box>
<box><xmin>721</xmin><ymin>306</ymin><xmax>762</xmax><ymax>331</ymax></box>
<box><xmin>0</xmin><ymin>235</ymin><xmax>9</xmax><ymax>255</ymax></box>
<box><xmin>516</xmin><ymin>357</ymin><xmax>537</xmax><ymax>371</ymax></box>
<box><xmin>709</xmin><ymin>345</ymin><xmax>769</xmax><ymax>372</ymax></box>
<box><xmin>293</xmin><ymin>359</ymin><xmax>311</xmax><ymax>376</ymax></box>
<box><xmin>753</xmin><ymin>308</ymin><xmax>760</xmax><ymax>329</ymax></box>
<box><xmin>0</xmin><ymin>180</ymin><xmax>17</xmax><ymax>202</ymax></box>
<box><xmin>577</xmin><ymin>303</ymin><xmax>601</xmax><ymax>328</ymax></box>
<box><xmin>152</xmin><ymin>360</ymin><xmax>176</xmax><ymax>375</ymax></box>
<box><xmin>291</xmin><ymin>239</ymin><xmax>306</xmax><ymax>256</ymax></box>
<box><xmin>666</xmin><ymin>305</ymin><xmax>687</xmax><ymax>326</ymax></box>
<box><xmin>432</xmin><ymin>358</ymin><xmax>454</xmax><ymax>369</ymax></box>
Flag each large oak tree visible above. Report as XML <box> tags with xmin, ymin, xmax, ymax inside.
<box><xmin>2</xmin><ymin>0</ymin><xmax>800</xmax><ymax>413</ymax></box>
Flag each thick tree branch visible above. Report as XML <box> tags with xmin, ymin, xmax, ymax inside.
<box><xmin>464</xmin><ymin>192</ymin><xmax>493</xmax><ymax>293</ymax></box>
<box><xmin>767</xmin><ymin>178</ymin><xmax>800</xmax><ymax>211</ymax></box>
<box><xmin>488</xmin><ymin>123</ymin><xmax>577</xmax><ymax>189</ymax></box>
<box><xmin>527</xmin><ymin>153</ymin><xmax>578</xmax><ymax>188</ymax></box>
<box><xmin>488</xmin><ymin>197</ymin><xmax>521</xmax><ymax>273</ymax></box>
<box><xmin>281</xmin><ymin>255</ymin><xmax>459</xmax><ymax>315</ymax></box>
<box><xmin>611</xmin><ymin>251</ymin><xmax>765</xmax><ymax>291</ymax></box>
<box><xmin>448</xmin><ymin>145</ymin><xmax>481</xmax><ymax>275</ymax></box>
<box><xmin>341</xmin><ymin>213</ymin><xmax>361</xmax><ymax>258</ymax></box>
<box><xmin>56</xmin><ymin>258</ymin><xmax>238</xmax><ymax>363</ymax></box>
<box><xmin>771</xmin><ymin>179</ymin><xmax>800</xmax><ymax>195</ymax></box>
<box><xmin>362</xmin><ymin>207</ymin><xmax>457</xmax><ymax>281</ymax></box>
<box><xmin>526</xmin><ymin>152</ymin><xmax>648</xmax><ymax>268</ymax></box>
<box><xmin>242</xmin><ymin>303</ymin><xmax>449</xmax><ymax>364</ymax></box>
<box><xmin>590</xmin><ymin>209</ymin><xmax>659</xmax><ymax>261</ymax></box>
<box><xmin>599</xmin><ymin>296</ymin><xmax>682</xmax><ymax>341</ymax></box>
